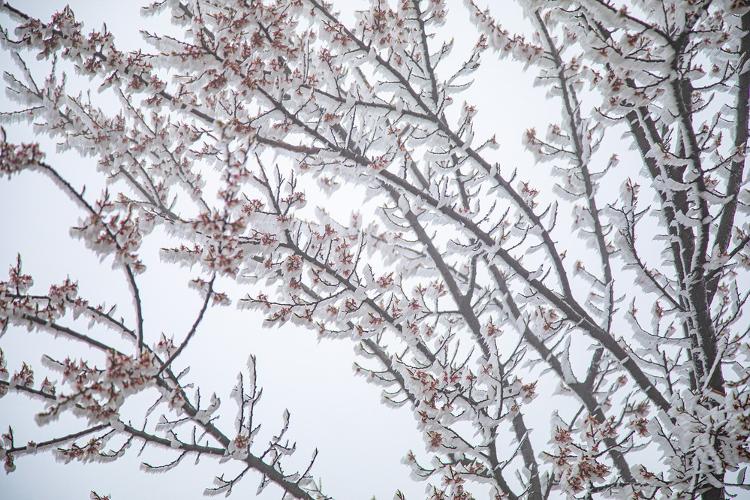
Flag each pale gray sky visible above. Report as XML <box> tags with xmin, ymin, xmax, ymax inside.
<box><xmin>0</xmin><ymin>1</ymin><xmax>623</xmax><ymax>499</ymax></box>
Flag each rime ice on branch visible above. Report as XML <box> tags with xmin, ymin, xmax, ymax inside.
<box><xmin>1</xmin><ymin>0</ymin><xmax>749</xmax><ymax>498</ymax></box>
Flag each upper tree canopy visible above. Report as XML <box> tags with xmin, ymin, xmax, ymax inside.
<box><xmin>0</xmin><ymin>1</ymin><xmax>749</xmax><ymax>499</ymax></box>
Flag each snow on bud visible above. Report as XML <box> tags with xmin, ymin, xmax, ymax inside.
<box><xmin>0</xmin><ymin>139</ymin><xmax>44</xmax><ymax>178</ymax></box>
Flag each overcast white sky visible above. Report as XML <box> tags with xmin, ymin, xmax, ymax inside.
<box><xmin>0</xmin><ymin>1</ymin><xmax>584</xmax><ymax>499</ymax></box>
